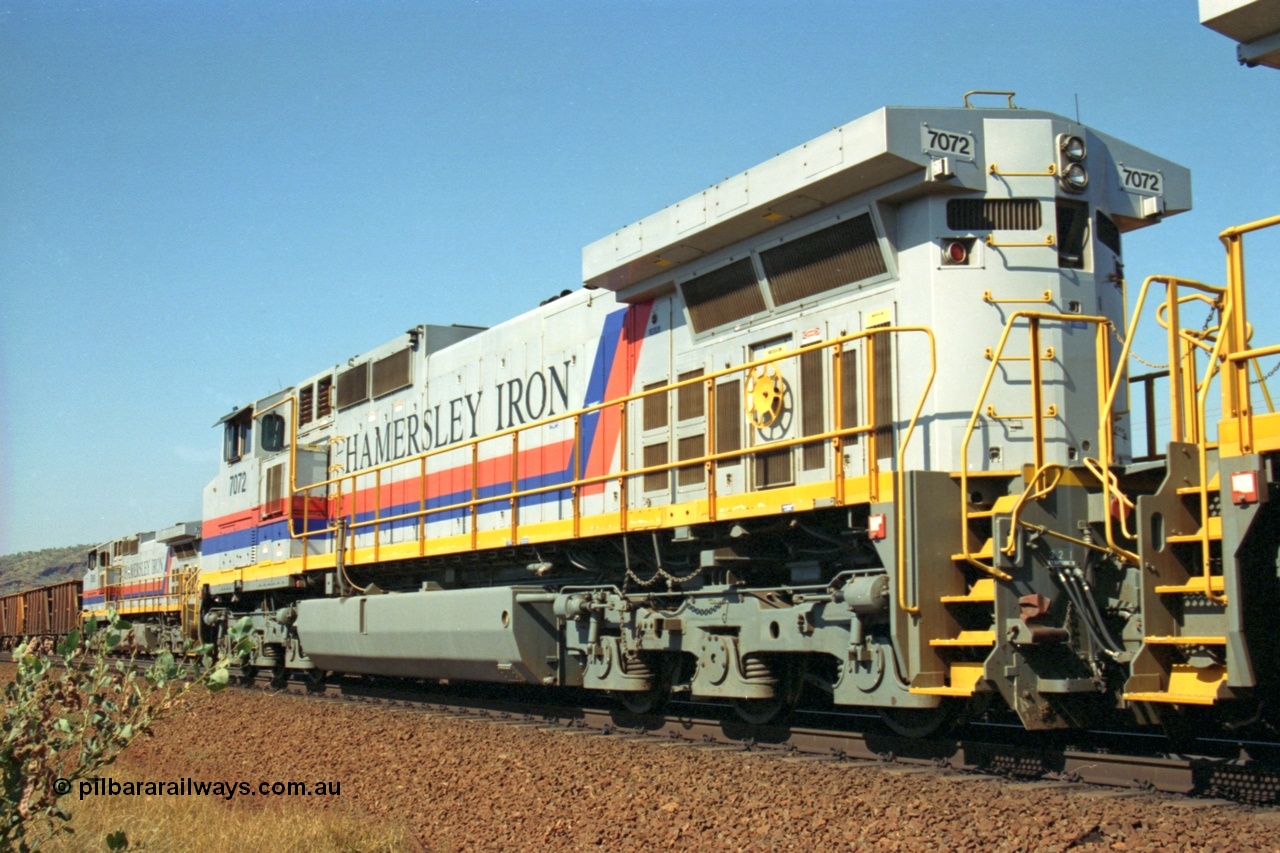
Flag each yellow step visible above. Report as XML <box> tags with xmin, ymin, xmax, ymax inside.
<box><xmin>952</xmin><ymin>540</ymin><xmax>993</xmax><ymax>562</ymax></box>
<box><xmin>1176</xmin><ymin>472</ymin><xmax>1220</xmax><ymax>496</ymax></box>
<box><xmin>1154</xmin><ymin>575</ymin><xmax>1226</xmax><ymax>595</ymax></box>
<box><xmin>1165</xmin><ymin>516</ymin><xmax>1223</xmax><ymax>544</ymax></box>
<box><xmin>930</xmin><ymin>629</ymin><xmax>996</xmax><ymax>647</ymax></box>
<box><xmin>1142</xmin><ymin>635</ymin><xmax>1227</xmax><ymax>645</ymax></box>
<box><xmin>940</xmin><ymin>577</ymin><xmax>996</xmax><ymax>604</ymax></box>
<box><xmin>965</xmin><ymin>494</ymin><xmax>1022</xmax><ymax>520</ymax></box>
<box><xmin>910</xmin><ymin>661</ymin><xmax>986</xmax><ymax>697</ymax></box>
<box><xmin>1124</xmin><ymin>664</ymin><xmax>1228</xmax><ymax>706</ymax></box>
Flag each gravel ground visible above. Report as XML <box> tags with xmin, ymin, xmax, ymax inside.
<box><xmin>79</xmin><ymin>685</ymin><xmax>1280</xmax><ymax>852</ymax></box>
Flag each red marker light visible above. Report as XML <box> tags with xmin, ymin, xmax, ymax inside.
<box><xmin>1231</xmin><ymin>471</ymin><xmax>1259</xmax><ymax>505</ymax></box>
<box><xmin>946</xmin><ymin>241</ymin><xmax>968</xmax><ymax>264</ymax></box>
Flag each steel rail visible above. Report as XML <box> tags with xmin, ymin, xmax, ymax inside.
<box><xmin>241</xmin><ymin>668</ymin><xmax>1280</xmax><ymax>805</ymax></box>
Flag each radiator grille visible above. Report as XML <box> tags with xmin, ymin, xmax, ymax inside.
<box><xmin>840</xmin><ymin>348</ymin><xmax>858</xmax><ymax>444</ymax></box>
<box><xmin>754</xmin><ymin>447</ymin><xmax>793</xmax><ymax>489</ymax></box>
<box><xmin>761</xmin><ymin>214</ymin><xmax>886</xmax><ymax>306</ymax></box>
<box><xmin>336</xmin><ymin>363</ymin><xmax>369</xmax><ymax>410</ymax></box>
<box><xmin>316</xmin><ymin>376</ymin><xmax>333</xmax><ymax>419</ymax></box>
<box><xmin>372</xmin><ymin>348</ymin><xmax>412</xmax><ymax>399</ymax></box>
<box><xmin>946</xmin><ymin>198</ymin><xmax>1041</xmax><ymax>231</ymax></box>
<box><xmin>715</xmin><ymin>381</ymin><xmax>741</xmax><ymax>465</ymax></box>
<box><xmin>800</xmin><ymin>348</ymin><xmax>825</xmax><ymax>471</ymax></box>
<box><xmin>643</xmin><ymin>381</ymin><xmax>669</xmax><ymax>431</ymax></box>
<box><xmin>683</xmin><ymin>258</ymin><xmax>766</xmax><ymax>333</ymax></box>
<box><xmin>677</xmin><ymin>369</ymin><xmax>704</xmax><ymax>420</ymax></box>
<box><xmin>677</xmin><ymin>434</ymin><xmax>705</xmax><ymax>487</ymax></box>
<box><xmin>643</xmin><ymin>442</ymin><xmax>669</xmax><ymax>493</ymax></box>
<box><xmin>299</xmin><ymin>384</ymin><xmax>315</xmax><ymax>427</ymax></box>
<box><xmin>872</xmin><ymin>331</ymin><xmax>894</xmax><ymax>455</ymax></box>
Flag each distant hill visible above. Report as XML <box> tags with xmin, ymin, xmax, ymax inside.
<box><xmin>0</xmin><ymin>544</ymin><xmax>92</xmax><ymax>597</ymax></box>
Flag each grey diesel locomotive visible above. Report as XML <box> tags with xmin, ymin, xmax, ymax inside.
<box><xmin>74</xmin><ymin>96</ymin><xmax>1280</xmax><ymax>736</ymax></box>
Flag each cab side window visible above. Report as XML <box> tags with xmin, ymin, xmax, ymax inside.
<box><xmin>260</xmin><ymin>413</ymin><xmax>286</xmax><ymax>453</ymax></box>
<box><xmin>223</xmin><ymin>409</ymin><xmax>253</xmax><ymax>463</ymax></box>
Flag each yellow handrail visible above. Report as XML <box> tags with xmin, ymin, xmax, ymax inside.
<box><xmin>1103</xmin><ymin>276</ymin><xmax>1223</xmax><ymax>448</ymax></box>
<box><xmin>1220</xmin><ymin>213</ymin><xmax>1280</xmax><ymax>456</ymax></box>
<box><xmin>894</xmin><ymin>330</ymin><xmax>938</xmax><ymax>616</ymax></box>
<box><xmin>1099</xmin><ymin>275</ymin><xmax>1230</xmax><ymax>571</ymax></box>
<box><xmin>1191</xmin><ymin>298</ymin><xmax>1235</xmax><ymax>604</ymax></box>
<box><xmin>1001</xmin><ymin>463</ymin><xmax>1064</xmax><ymax>557</ymax></box>
<box><xmin>268</xmin><ymin>327</ymin><xmax>937</xmax><ymax>594</ymax></box>
<box><xmin>958</xmin><ymin>311</ymin><xmax>1117</xmax><ymax>578</ymax></box>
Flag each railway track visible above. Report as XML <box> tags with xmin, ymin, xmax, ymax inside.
<box><xmin>251</xmin><ymin>669</ymin><xmax>1280</xmax><ymax>806</ymax></box>
<box><xmin>8</xmin><ymin>648</ymin><xmax>1279</xmax><ymax>805</ymax></box>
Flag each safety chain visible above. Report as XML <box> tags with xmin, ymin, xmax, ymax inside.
<box><xmin>625</xmin><ymin>562</ymin><xmax>703</xmax><ymax>589</ymax></box>
<box><xmin>1108</xmin><ymin>307</ymin><xmax>1276</xmax><ymax>386</ymax></box>
<box><xmin>1112</xmin><ymin>319</ymin><xmax>1169</xmax><ymax>370</ymax></box>
<box><xmin>621</xmin><ymin>533</ymin><xmax>704</xmax><ymax>590</ymax></box>
<box><xmin>1109</xmin><ymin>305</ymin><xmax>1219</xmax><ymax>372</ymax></box>
<box><xmin>1253</xmin><ymin>358</ymin><xmax>1280</xmax><ymax>385</ymax></box>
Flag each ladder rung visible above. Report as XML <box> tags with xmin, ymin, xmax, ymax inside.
<box><xmin>952</xmin><ymin>540</ymin><xmax>993</xmax><ymax>561</ymax></box>
<box><xmin>1143</xmin><ymin>635</ymin><xmax>1227</xmax><ymax>645</ymax></box>
<box><xmin>1176</xmin><ymin>472</ymin><xmax>1220</xmax><ymax>496</ymax></box>
<box><xmin>931</xmin><ymin>629</ymin><xmax>996</xmax><ymax>647</ymax></box>
<box><xmin>1155</xmin><ymin>576</ymin><xmax>1226</xmax><ymax>595</ymax></box>
<box><xmin>1165</xmin><ymin>516</ymin><xmax>1223</xmax><ymax>544</ymax></box>
<box><xmin>941</xmin><ymin>577</ymin><xmax>996</xmax><ymax>604</ymax></box>
<box><xmin>952</xmin><ymin>470</ymin><xmax>1021</xmax><ymax>480</ymax></box>
<box><xmin>965</xmin><ymin>495</ymin><xmax>1021</xmax><ymax>519</ymax></box>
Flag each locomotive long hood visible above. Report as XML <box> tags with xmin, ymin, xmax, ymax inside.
<box><xmin>581</xmin><ymin>105</ymin><xmax>1191</xmax><ymax>296</ymax></box>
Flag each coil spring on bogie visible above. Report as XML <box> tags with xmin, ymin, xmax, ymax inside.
<box><xmin>742</xmin><ymin>655</ymin><xmax>775</xmax><ymax>682</ymax></box>
<box><xmin>621</xmin><ymin>654</ymin><xmax>653</xmax><ymax>678</ymax></box>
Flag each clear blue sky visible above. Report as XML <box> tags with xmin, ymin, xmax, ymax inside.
<box><xmin>2</xmin><ymin>1</ymin><xmax>1278</xmax><ymax>554</ymax></box>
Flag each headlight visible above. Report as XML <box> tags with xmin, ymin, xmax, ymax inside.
<box><xmin>1060</xmin><ymin>163</ymin><xmax>1089</xmax><ymax>191</ymax></box>
<box><xmin>1059</xmin><ymin>134</ymin><xmax>1086</xmax><ymax>162</ymax></box>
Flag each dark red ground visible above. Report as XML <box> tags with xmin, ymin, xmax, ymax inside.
<box><xmin>99</xmin><ymin>684</ymin><xmax>1280</xmax><ymax>851</ymax></box>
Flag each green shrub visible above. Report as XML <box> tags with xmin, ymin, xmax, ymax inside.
<box><xmin>1</xmin><ymin>609</ymin><xmax>251</xmax><ymax>851</ymax></box>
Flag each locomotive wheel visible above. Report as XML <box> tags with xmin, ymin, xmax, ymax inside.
<box><xmin>613</xmin><ymin>655</ymin><xmax>674</xmax><ymax>716</ymax></box>
<box><xmin>614</xmin><ymin>686</ymin><xmax>669</xmax><ymax>716</ymax></box>
<box><xmin>877</xmin><ymin>700</ymin><xmax>963</xmax><ymax>738</ymax></box>
<box><xmin>303</xmin><ymin>668</ymin><xmax>328</xmax><ymax>692</ymax></box>
<box><xmin>731</xmin><ymin>695</ymin><xmax>792</xmax><ymax>725</ymax></box>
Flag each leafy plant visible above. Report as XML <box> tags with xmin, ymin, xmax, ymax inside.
<box><xmin>1</xmin><ymin>609</ymin><xmax>252</xmax><ymax>851</ymax></box>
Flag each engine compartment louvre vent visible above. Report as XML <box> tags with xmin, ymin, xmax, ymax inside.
<box><xmin>336</xmin><ymin>363</ymin><xmax>369</xmax><ymax>410</ymax></box>
<box><xmin>761</xmin><ymin>214</ymin><xmax>887</xmax><ymax>306</ymax></box>
<box><xmin>946</xmin><ymin>198</ymin><xmax>1042</xmax><ymax>231</ymax></box>
<box><xmin>372</xmin><ymin>348</ymin><xmax>413</xmax><ymax>399</ymax></box>
<box><xmin>682</xmin><ymin>258</ymin><xmax>766</xmax><ymax>334</ymax></box>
